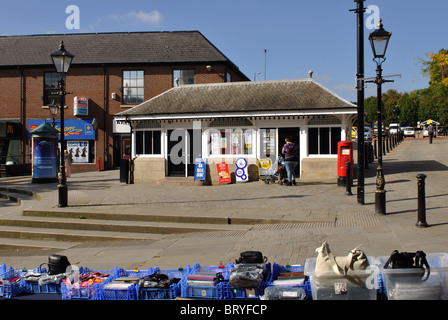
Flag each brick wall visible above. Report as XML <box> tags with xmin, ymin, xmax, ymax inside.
<box><xmin>0</xmin><ymin>63</ymin><xmax>248</xmax><ymax>170</ymax></box>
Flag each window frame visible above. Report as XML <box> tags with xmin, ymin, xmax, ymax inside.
<box><xmin>43</xmin><ymin>72</ymin><xmax>61</xmax><ymax>106</ymax></box>
<box><xmin>122</xmin><ymin>70</ymin><xmax>145</xmax><ymax>104</ymax></box>
<box><xmin>173</xmin><ymin>69</ymin><xmax>195</xmax><ymax>87</ymax></box>
<box><xmin>308</xmin><ymin>126</ymin><xmax>341</xmax><ymax>156</ymax></box>
<box><xmin>135</xmin><ymin>129</ymin><xmax>162</xmax><ymax>156</ymax></box>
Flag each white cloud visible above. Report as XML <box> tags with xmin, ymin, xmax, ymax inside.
<box><xmin>109</xmin><ymin>10</ymin><xmax>162</xmax><ymax>25</ymax></box>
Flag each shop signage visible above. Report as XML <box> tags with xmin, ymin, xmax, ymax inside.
<box><xmin>28</xmin><ymin>119</ymin><xmax>97</xmax><ymax>140</ymax></box>
<box><xmin>235</xmin><ymin>157</ymin><xmax>248</xmax><ymax>182</ymax></box>
<box><xmin>67</xmin><ymin>141</ymin><xmax>89</xmax><ymax>164</ymax></box>
<box><xmin>194</xmin><ymin>158</ymin><xmax>207</xmax><ymax>181</ymax></box>
<box><xmin>74</xmin><ymin>96</ymin><xmax>89</xmax><ymax>116</ymax></box>
<box><xmin>216</xmin><ymin>162</ymin><xmax>231</xmax><ymax>184</ymax></box>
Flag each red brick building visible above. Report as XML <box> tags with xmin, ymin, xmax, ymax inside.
<box><xmin>0</xmin><ymin>31</ymin><xmax>249</xmax><ymax>173</ymax></box>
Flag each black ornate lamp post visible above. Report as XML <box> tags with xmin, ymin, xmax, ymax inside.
<box><xmin>50</xmin><ymin>41</ymin><xmax>74</xmax><ymax>207</ymax></box>
<box><xmin>368</xmin><ymin>19</ymin><xmax>392</xmax><ymax>214</ymax></box>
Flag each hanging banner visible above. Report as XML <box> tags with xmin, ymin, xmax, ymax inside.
<box><xmin>235</xmin><ymin>157</ymin><xmax>248</xmax><ymax>182</ymax></box>
<box><xmin>194</xmin><ymin>158</ymin><xmax>207</xmax><ymax>181</ymax></box>
<box><xmin>216</xmin><ymin>162</ymin><xmax>231</xmax><ymax>184</ymax></box>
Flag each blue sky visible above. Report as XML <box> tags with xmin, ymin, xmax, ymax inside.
<box><xmin>1</xmin><ymin>0</ymin><xmax>446</xmax><ymax>102</ymax></box>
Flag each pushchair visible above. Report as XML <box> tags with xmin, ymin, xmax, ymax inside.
<box><xmin>276</xmin><ymin>156</ymin><xmax>288</xmax><ymax>185</ymax></box>
<box><xmin>258</xmin><ymin>158</ymin><xmax>278</xmax><ymax>184</ymax></box>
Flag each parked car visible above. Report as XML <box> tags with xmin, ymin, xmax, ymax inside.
<box><xmin>403</xmin><ymin>127</ymin><xmax>415</xmax><ymax>138</ymax></box>
<box><xmin>364</xmin><ymin>127</ymin><xmax>373</xmax><ymax>141</ymax></box>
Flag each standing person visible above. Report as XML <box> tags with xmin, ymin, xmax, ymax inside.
<box><xmin>64</xmin><ymin>150</ymin><xmax>72</xmax><ymax>178</ymax></box>
<box><xmin>428</xmin><ymin>124</ymin><xmax>434</xmax><ymax>144</ymax></box>
<box><xmin>281</xmin><ymin>136</ymin><xmax>298</xmax><ymax>186</ymax></box>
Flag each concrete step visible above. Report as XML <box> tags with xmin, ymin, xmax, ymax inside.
<box><xmin>0</xmin><ymin>216</ymin><xmax>252</xmax><ymax>235</ymax></box>
<box><xmin>0</xmin><ymin>224</ymin><xmax>165</xmax><ymax>242</ymax></box>
<box><xmin>156</xmin><ymin>177</ymin><xmax>209</xmax><ymax>186</ymax></box>
<box><xmin>22</xmin><ymin>208</ymin><xmax>317</xmax><ymax>225</ymax></box>
<box><xmin>0</xmin><ymin>236</ymin><xmax>77</xmax><ymax>251</ymax></box>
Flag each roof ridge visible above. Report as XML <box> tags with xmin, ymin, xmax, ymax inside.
<box><xmin>0</xmin><ymin>30</ymin><xmax>202</xmax><ymax>39</ymax></box>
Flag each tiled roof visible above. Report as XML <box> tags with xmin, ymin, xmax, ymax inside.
<box><xmin>117</xmin><ymin>79</ymin><xmax>356</xmax><ymax>117</ymax></box>
<box><xmin>0</xmin><ymin>31</ymin><xmax>240</xmax><ymax>67</ymax></box>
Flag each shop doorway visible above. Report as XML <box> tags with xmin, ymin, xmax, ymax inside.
<box><xmin>278</xmin><ymin>127</ymin><xmax>300</xmax><ymax>176</ymax></box>
<box><xmin>167</xmin><ymin>129</ymin><xmax>201</xmax><ymax>177</ymax></box>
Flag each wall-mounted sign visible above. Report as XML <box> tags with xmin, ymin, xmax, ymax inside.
<box><xmin>74</xmin><ymin>96</ymin><xmax>89</xmax><ymax>116</ymax></box>
<box><xmin>194</xmin><ymin>158</ymin><xmax>207</xmax><ymax>181</ymax></box>
<box><xmin>28</xmin><ymin>119</ymin><xmax>97</xmax><ymax>140</ymax></box>
<box><xmin>235</xmin><ymin>157</ymin><xmax>248</xmax><ymax>182</ymax></box>
<box><xmin>216</xmin><ymin>162</ymin><xmax>231</xmax><ymax>184</ymax></box>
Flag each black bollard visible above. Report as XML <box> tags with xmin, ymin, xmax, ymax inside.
<box><xmin>416</xmin><ymin>174</ymin><xmax>428</xmax><ymax>227</ymax></box>
<box><xmin>345</xmin><ymin>161</ymin><xmax>353</xmax><ymax>195</ymax></box>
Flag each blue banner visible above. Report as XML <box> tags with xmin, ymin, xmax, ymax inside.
<box><xmin>32</xmin><ymin>137</ymin><xmax>57</xmax><ymax>179</ymax></box>
<box><xmin>194</xmin><ymin>158</ymin><xmax>207</xmax><ymax>181</ymax></box>
<box><xmin>28</xmin><ymin>119</ymin><xmax>97</xmax><ymax>140</ymax></box>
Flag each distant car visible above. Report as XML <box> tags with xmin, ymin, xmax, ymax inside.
<box><xmin>403</xmin><ymin>127</ymin><xmax>415</xmax><ymax>138</ymax></box>
<box><xmin>364</xmin><ymin>127</ymin><xmax>373</xmax><ymax>141</ymax></box>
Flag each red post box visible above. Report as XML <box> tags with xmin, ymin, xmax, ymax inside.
<box><xmin>337</xmin><ymin>141</ymin><xmax>353</xmax><ymax>186</ymax></box>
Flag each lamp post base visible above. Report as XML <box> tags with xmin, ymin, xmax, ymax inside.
<box><xmin>375</xmin><ymin>190</ymin><xmax>386</xmax><ymax>215</ymax></box>
<box><xmin>58</xmin><ymin>183</ymin><xmax>68</xmax><ymax>207</ymax></box>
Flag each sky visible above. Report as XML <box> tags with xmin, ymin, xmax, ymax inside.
<box><xmin>0</xmin><ymin>0</ymin><xmax>446</xmax><ymax>102</ymax></box>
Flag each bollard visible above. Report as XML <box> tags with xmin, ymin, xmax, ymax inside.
<box><xmin>416</xmin><ymin>174</ymin><xmax>428</xmax><ymax>227</ymax></box>
<box><xmin>345</xmin><ymin>161</ymin><xmax>353</xmax><ymax>195</ymax></box>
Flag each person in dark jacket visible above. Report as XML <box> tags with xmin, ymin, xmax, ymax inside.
<box><xmin>281</xmin><ymin>136</ymin><xmax>298</xmax><ymax>186</ymax></box>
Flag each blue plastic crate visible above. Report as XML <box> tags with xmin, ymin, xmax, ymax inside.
<box><xmin>96</xmin><ymin>267</ymin><xmax>153</xmax><ymax>300</ymax></box>
<box><xmin>181</xmin><ymin>264</ymin><xmax>230</xmax><ymax>299</ymax></box>
<box><xmin>227</xmin><ymin>263</ymin><xmax>271</xmax><ymax>299</ymax></box>
<box><xmin>139</xmin><ymin>266</ymin><xmax>190</xmax><ymax>300</ymax></box>
<box><xmin>183</xmin><ymin>281</ymin><xmax>228</xmax><ymax>299</ymax></box>
<box><xmin>268</xmin><ymin>263</ymin><xmax>311</xmax><ymax>299</ymax></box>
<box><xmin>192</xmin><ymin>263</ymin><xmax>234</xmax><ymax>280</ymax></box>
<box><xmin>1</xmin><ymin>267</ymin><xmax>30</xmax><ymax>298</ymax></box>
<box><xmin>61</xmin><ymin>268</ymin><xmax>114</xmax><ymax>300</ymax></box>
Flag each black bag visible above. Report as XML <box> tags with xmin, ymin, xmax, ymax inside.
<box><xmin>235</xmin><ymin>251</ymin><xmax>267</xmax><ymax>264</ymax></box>
<box><xmin>47</xmin><ymin>254</ymin><xmax>71</xmax><ymax>275</ymax></box>
<box><xmin>383</xmin><ymin>250</ymin><xmax>430</xmax><ymax>281</ymax></box>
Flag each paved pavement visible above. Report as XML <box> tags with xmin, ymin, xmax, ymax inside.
<box><xmin>0</xmin><ymin>137</ymin><xmax>447</xmax><ymax>273</ymax></box>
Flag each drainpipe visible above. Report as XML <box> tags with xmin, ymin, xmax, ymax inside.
<box><xmin>103</xmin><ymin>65</ymin><xmax>108</xmax><ymax>170</ymax></box>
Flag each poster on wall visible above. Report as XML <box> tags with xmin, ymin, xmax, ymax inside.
<box><xmin>216</xmin><ymin>162</ymin><xmax>231</xmax><ymax>184</ymax></box>
<box><xmin>67</xmin><ymin>141</ymin><xmax>89</xmax><ymax>163</ymax></box>
<box><xmin>194</xmin><ymin>158</ymin><xmax>207</xmax><ymax>181</ymax></box>
<box><xmin>32</xmin><ymin>137</ymin><xmax>57</xmax><ymax>179</ymax></box>
<box><xmin>235</xmin><ymin>157</ymin><xmax>248</xmax><ymax>183</ymax></box>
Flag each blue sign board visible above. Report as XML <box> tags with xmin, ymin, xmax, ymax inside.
<box><xmin>194</xmin><ymin>158</ymin><xmax>207</xmax><ymax>181</ymax></box>
<box><xmin>32</xmin><ymin>137</ymin><xmax>58</xmax><ymax>179</ymax></box>
<box><xmin>28</xmin><ymin>119</ymin><xmax>97</xmax><ymax>140</ymax></box>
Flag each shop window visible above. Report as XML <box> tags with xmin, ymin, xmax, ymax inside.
<box><xmin>260</xmin><ymin>128</ymin><xmax>277</xmax><ymax>159</ymax></box>
<box><xmin>43</xmin><ymin>72</ymin><xmax>61</xmax><ymax>106</ymax></box>
<box><xmin>66</xmin><ymin>140</ymin><xmax>95</xmax><ymax>163</ymax></box>
<box><xmin>123</xmin><ymin>70</ymin><xmax>144</xmax><ymax>104</ymax></box>
<box><xmin>135</xmin><ymin>130</ymin><xmax>161</xmax><ymax>155</ymax></box>
<box><xmin>308</xmin><ymin>127</ymin><xmax>341</xmax><ymax>155</ymax></box>
<box><xmin>209</xmin><ymin>129</ymin><xmax>253</xmax><ymax>156</ymax></box>
<box><xmin>173</xmin><ymin>69</ymin><xmax>195</xmax><ymax>86</ymax></box>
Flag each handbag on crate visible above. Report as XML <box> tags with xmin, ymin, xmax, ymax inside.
<box><xmin>235</xmin><ymin>251</ymin><xmax>267</xmax><ymax>264</ymax></box>
<box><xmin>314</xmin><ymin>242</ymin><xmax>370</xmax><ymax>288</ymax></box>
<box><xmin>383</xmin><ymin>250</ymin><xmax>430</xmax><ymax>281</ymax></box>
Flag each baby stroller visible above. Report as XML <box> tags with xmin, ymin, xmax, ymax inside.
<box><xmin>258</xmin><ymin>158</ymin><xmax>278</xmax><ymax>184</ymax></box>
<box><xmin>276</xmin><ymin>156</ymin><xmax>288</xmax><ymax>185</ymax></box>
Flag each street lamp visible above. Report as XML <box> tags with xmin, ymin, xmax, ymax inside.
<box><xmin>368</xmin><ymin>19</ymin><xmax>392</xmax><ymax>215</ymax></box>
<box><xmin>48</xmin><ymin>102</ymin><xmax>58</xmax><ymax>127</ymax></box>
<box><xmin>50</xmin><ymin>41</ymin><xmax>74</xmax><ymax>207</ymax></box>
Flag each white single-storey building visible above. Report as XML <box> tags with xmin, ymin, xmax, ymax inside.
<box><xmin>114</xmin><ymin>78</ymin><xmax>357</xmax><ymax>184</ymax></box>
